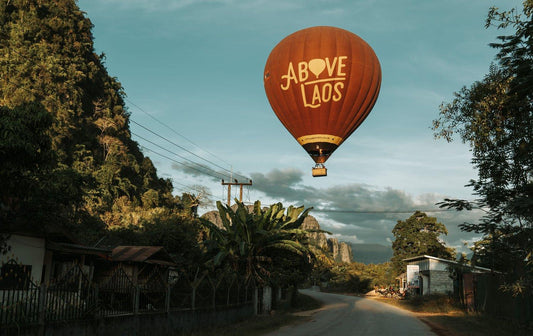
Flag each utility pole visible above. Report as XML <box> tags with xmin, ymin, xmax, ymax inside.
<box><xmin>221</xmin><ymin>179</ymin><xmax>253</xmax><ymax>206</ymax></box>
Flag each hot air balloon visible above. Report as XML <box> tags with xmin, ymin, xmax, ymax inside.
<box><xmin>264</xmin><ymin>26</ymin><xmax>381</xmax><ymax>177</ymax></box>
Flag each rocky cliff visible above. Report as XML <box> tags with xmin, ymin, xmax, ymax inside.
<box><xmin>301</xmin><ymin>215</ymin><xmax>328</xmax><ymax>250</ymax></box>
<box><xmin>326</xmin><ymin>238</ymin><xmax>353</xmax><ymax>263</ymax></box>
<box><xmin>302</xmin><ymin>216</ymin><xmax>353</xmax><ymax>263</ymax></box>
<box><xmin>201</xmin><ymin>204</ymin><xmax>255</xmax><ymax>229</ymax></box>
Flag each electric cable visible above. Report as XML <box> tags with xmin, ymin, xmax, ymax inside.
<box><xmin>312</xmin><ymin>208</ymin><xmax>475</xmax><ymax>214</ymax></box>
<box><xmin>130</xmin><ymin>118</ymin><xmax>251</xmax><ymax>182</ymax></box>
<box><xmin>137</xmin><ymin>142</ymin><xmax>225</xmax><ymax>181</ymax></box>
<box><xmin>126</xmin><ymin>98</ymin><xmax>232</xmax><ymax>167</ymax></box>
<box><xmin>133</xmin><ymin>132</ymin><xmax>231</xmax><ymax>180</ymax></box>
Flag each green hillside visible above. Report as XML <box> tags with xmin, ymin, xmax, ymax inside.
<box><xmin>0</xmin><ymin>0</ymin><xmax>193</xmax><ymax>244</ymax></box>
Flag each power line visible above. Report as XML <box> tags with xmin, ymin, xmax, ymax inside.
<box><xmin>6</xmin><ymin>50</ymin><xmax>251</xmax><ymax>184</ymax></box>
<box><xmin>93</xmin><ymin>108</ymin><xmax>248</xmax><ymax>182</ymax></box>
<box><xmin>126</xmin><ymin>99</ymin><xmax>250</xmax><ymax>182</ymax></box>
<box><xmin>313</xmin><ymin>208</ymin><xmax>469</xmax><ymax>214</ymax></box>
<box><xmin>138</xmin><ymin>143</ymin><xmax>225</xmax><ymax>181</ymax></box>
<box><xmin>133</xmin><ymin>132</ymin><xmax>229</xmax><ymax>180</ymax></box>
<box><xmin>130</xmin><ymin>119</ymin><xmax>250</xmax><ymax>182</ymax></box>
<box><xmin>126</xmin><ymin>98</ymin><xmax>232</xmax><ymax>166</ymax></box>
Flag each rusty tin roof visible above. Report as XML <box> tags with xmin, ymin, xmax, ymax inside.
<box><xmin>112</xmin><ymin>246</ymin><xmax>176</xmax><ymax>266</ymax></box>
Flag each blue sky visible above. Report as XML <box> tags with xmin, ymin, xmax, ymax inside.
<box><xmin>78</xmin><ymin>0</ymin><xmax>522</xmax><ymax>254</ymax></box>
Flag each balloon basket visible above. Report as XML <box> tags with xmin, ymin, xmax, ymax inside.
<box><xmin>312</xmin><ymin>165</ymin><xmax>327</xmax><ymax>177</ymax></box>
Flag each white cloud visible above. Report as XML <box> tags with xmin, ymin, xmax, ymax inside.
<box><xmin>329</xmin><ymin>233</ymin><xmax>364</xmax><ymax>244</ymax></box>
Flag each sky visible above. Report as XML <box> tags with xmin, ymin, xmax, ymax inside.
<box><xmin>77</xmin><ymin>0</ymin><xmax>523</xmax><ymax>255</ymax></box>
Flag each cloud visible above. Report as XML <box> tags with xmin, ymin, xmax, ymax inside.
<box><xmin>250</xmin><ymin>168</ymin><xmax>313</xmax><ymax>201</ymax></box>
<box><xmin>249</xmin><ymin>167</ymin><xmax>483</xmax><ymax>253</ymax></box>
<box><xmin>252</xmin><ymin>168</ymin><xmax>420</xmax><ymax>211</ymax></box>
<box><xmin>171</xmin><ymin>162</ymin><xmax>222</xmax><ymax>181</ymax></box>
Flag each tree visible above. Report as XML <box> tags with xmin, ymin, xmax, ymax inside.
<box><xmin>0</xmin><ymin>102</ymin><xmax>97</xmax><ymax>240</ymax></box>
<box><xmin>102</xmin><ymin>212</ymin><xmax>206</xmax><ymax>273</ymax></box>
<box><xmin>201</xmin><ymin>200</ymin><xmax>316</xmax><ymax>288</ymax></box>
<box><xmin>0</xmin><ymin>0</ymin><xmax>192</xmax><ymax>241</ymax></box>
<box><xmin>391</xmin><ymin>211</ymin><xmax>455</xmax><ymax>275</ymax></box>
<box><xmin>433</xmin><ymin>1</ymin><xmax>532</xmax><ymax>295</ymax></box>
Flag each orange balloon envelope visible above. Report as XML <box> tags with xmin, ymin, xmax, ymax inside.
<box><xmin>264</xmin><ymin>26</ymin><xmax>381</xmax><ymax>176</ymax></box>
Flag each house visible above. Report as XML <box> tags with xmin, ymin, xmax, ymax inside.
<box><xmin>94</xmin><ymin>246</ymin><xmax>177</xmax><ymax>312</ymax></box>
<box><xmin>1</xmin><ymin>233</ymin><xmax>48</xmax><ymax>288</ymax></box>
<box><xmin>401</xmin><ymin>255</ymin><xmax>493</xmax><ymax>295</ymax></box>
<box><xmin>106</xmin><ymin>246</ymin><xmax>176</xmax><ymax>285</ymax></box>
<box><xmin>1</xmin><ymin>235</ymin><xmax>177</xmax><ymax>314</ymax></box>
<box><xmin>0</xmin><ymin>232</ymin><xmax>110</xmax><ymax>289</ymax></box>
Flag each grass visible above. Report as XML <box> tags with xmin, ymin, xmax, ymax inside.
<box><xmin>179</xmin><ymin>293</ymin><xmax>322</xmax><ymax>336</ymax></box>
<box><xmin>372</xmin><ymin>295</ymin><xmax>532</xmax><ymax>336</ymax></box>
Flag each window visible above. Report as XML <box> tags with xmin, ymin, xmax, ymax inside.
<box><xmin>0</xmin><ymin>262</ymin><xmax>32</xmax><ymax>290</ymax></box>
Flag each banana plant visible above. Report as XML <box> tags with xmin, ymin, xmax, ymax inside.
<box><xmin>201</xmin><ymin>199</ymin><xmax>322</xmax><ymax>285</ymax></box>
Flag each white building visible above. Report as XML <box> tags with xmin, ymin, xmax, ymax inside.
<box><xmin>402</xmin><ymin>255</ymin><xmax>493</xmax><ymax>295</ymax></box>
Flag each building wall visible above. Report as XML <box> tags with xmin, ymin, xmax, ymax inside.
<box><xmin>428</xmin><ymin>270</ymin><xmax>453</xmax><ymax>294</ymax></box>
<box><xmin>1</xmin><ymin>234</ymin><xmax>46</xmax><ymax>284</ymax></box>
<box><xmin>421</xmin><ymin>274</ymin><xmax>429</xmax><ymax>295</ymax></box>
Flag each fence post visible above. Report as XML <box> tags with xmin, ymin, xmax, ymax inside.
<box><xmin>211</xmin><ymin>277</ymin><xmax>216</xmax><ymax>310</ymax></box>
<box><xmin>134</xmin><ymin>285</ymin><xmax>140</xmax><ymax>314</ymax></box>
<box><xmin>243</xmin><ymin>281</ymin><xmax>247</xmax><ymax>305</ymax></box>
<box><xmin>253</xmin><ymin>287</ymin><xmax>258</xmax><ymax>315</ymax></box>
<box><xmin>38</xmin><ymin>282</ymin><xmax>47</xmax><ymax>336</ymax></box>
<box><xmin>227</xmin><ymin>280</ymin><xmax>232</xmax><ymax>306</ymax></box>
<box><xmin>165</xmin><ymin>285</ymin><xmax>171</xmax><ymax>313</ymax></box>
<box><xmin>192</xmin><ymin>286</ymin><xmax>196</xmax><ymax>310</ymax></box>
<box><xmin>94</xmin><ymin>284</ymin><xmax>100</xmax><ymax>317</ymax></box>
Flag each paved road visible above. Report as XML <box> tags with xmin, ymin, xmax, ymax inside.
<box><xmin>266</xmin><ymin>289</ymin><xmax>435</xmax><ymax>336</ymax></box>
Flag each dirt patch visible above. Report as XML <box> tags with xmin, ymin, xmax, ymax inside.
<box><xmin>416</xmin><ymin>314</ymin><xmax>461</xmax><ymax>336</ymax></box>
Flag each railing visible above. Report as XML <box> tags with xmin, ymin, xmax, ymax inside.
<box><xmin>0</xmin><ymin>259</ymin><xmax>255</xmax><ymax>329</ymax></box>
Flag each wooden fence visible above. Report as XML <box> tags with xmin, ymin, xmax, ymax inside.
<box><xmin>0</xmin><ymin>259</ymin><xmax>255</xmax><ymax>331</ymax></box>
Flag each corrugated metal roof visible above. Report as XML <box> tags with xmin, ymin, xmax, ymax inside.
<box><xmin>112</xmin><ymin>246</ymin><xmax>176</xmax><ymax>266</ymax></box>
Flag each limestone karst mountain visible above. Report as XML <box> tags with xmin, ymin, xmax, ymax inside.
<box><xmin>301</xmin><ymin>216</ymin><xmax>353</xmax><ymax>263</ymax></box>
<box><xmin>300</xmin><ymin>215</ymin><xmax>328</xmax><ymax>250</ymax></box>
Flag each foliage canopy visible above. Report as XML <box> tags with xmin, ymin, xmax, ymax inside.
<box><xmin>0</xmin><ymin>0</ymin><xmax>195</xmax><ymax>245</ymax></box>
<box><xmin>391</xmin><ymin>211</ymin><xmax>455</xmax><ymax>276</ymax></box>
<box><xmin>433</xmin><ymin>1</ymin><xmax>533</xmax><ymax>295</ymax></box>
<box><xmin>201</xmin><ymin>200</ymin><xmax>316</xmax><ymax>286</ymax></box>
